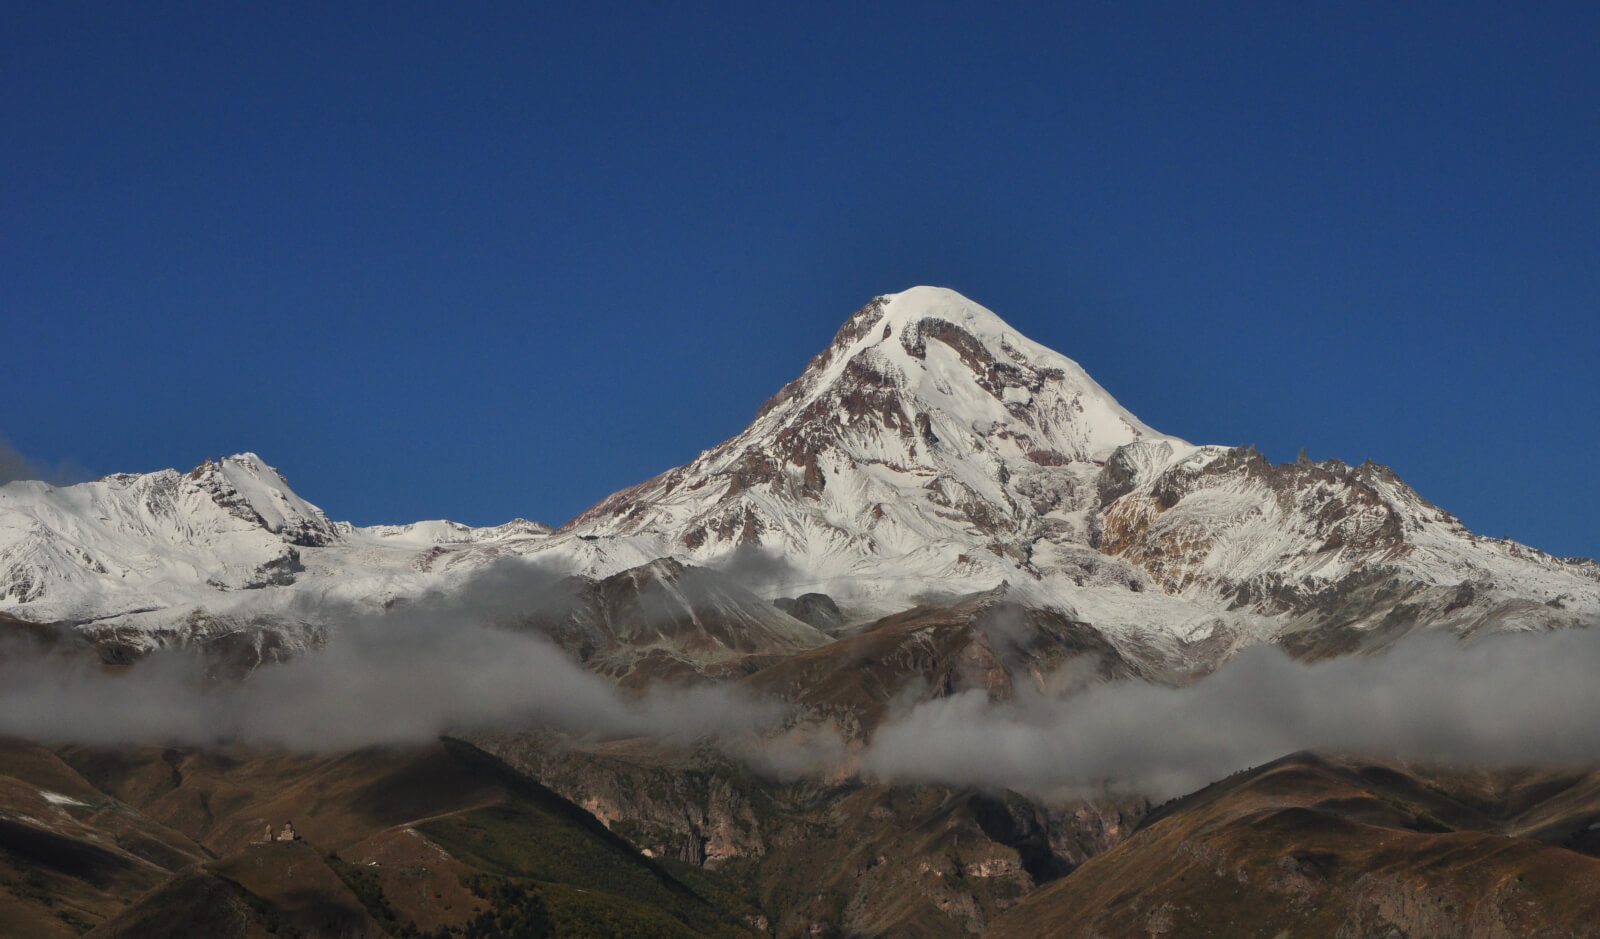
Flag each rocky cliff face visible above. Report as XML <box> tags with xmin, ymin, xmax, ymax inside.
<box><xmin>741</xmin><ymin>586</ymin><xmax>1145</xmax><ymax>738</ymax></box>
<box><xmin>480</xmin><ymin>730</ymin><xmax>1151</xmax><ymax>938</ymax></box>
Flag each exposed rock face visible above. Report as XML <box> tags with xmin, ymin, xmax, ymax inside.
<box><xmin>518</xmin><ymin>558</ymin><xmax>830</xmax><ymax>681</ymax></box>
<box><xmin>772</xmin><ymin>593</ymin><xmax>844</xmax><ymax>633</ymax></box>
<box><xmin>744</xmin><ymin>586</ymin><xmax>1142</xmax><ymax>737</ymax></box>
<box><xmin>481</xmin><ymin>731</ymin><xmax>1152</xmax><ymax>938</ymax></box>
<box><xmin>1096</xmin><ymin>442</ymin><xmax>1600</xmax><ymax>649</ymax></box>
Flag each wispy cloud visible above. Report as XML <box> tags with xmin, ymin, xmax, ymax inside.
<box><xmin>0</xmin><ymin>436</ymin><xmax>91</xmax><ymax>486</ymax></box>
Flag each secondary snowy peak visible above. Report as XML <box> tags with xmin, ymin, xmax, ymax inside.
<box><xmin>0</xmin><ymin>453</ymin><xmax>551</xmax><ymax>628</ymax></box>
<box><xmin>0</xmin><ymin>453</ymin><xmax>336</xmax><ymax>621</ymax></box>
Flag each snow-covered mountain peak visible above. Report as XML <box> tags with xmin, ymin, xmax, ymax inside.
<box><xmin>543</xmin><ymin>288</ymin><xmax>1600</xmax><ymax>649</ymax></box>
<box><xmin>0</xmin><ymin>452</ymin><xmax>550</xmax><ymax>630</ymax></box>
<box><xmin>186</xmin><ymin>452</ymin><xmax>339</xmax><ymax>547</ymax></box>
<box><xmin>752</xmin><ymin>286</ymin><xmax>1180</xmax><ymax>467</ymax></box>
<box><xmin>0</xmin><ymin>454</ymin><xmax>334</xmax><ymax>621</ymax></box>
<box><xmin>871</xmin><ymin>285</ymin><xmax>1028</xmax><ymax>347</ymax></box>
<box><xmin>833</xmin><ymin>286</ymin><xmax>1012</xmax><ymax>350</ymax></box>
<box><xmin>557</xmin><ymin>289</ymin><xmax>1196</xmax><ymax>605</ymax></box>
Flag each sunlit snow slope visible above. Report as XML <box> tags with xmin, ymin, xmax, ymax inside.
<box><xmin>0</xmin><ymin>454</ymin><xmax>551</xmax><ymax>649</ymax></box>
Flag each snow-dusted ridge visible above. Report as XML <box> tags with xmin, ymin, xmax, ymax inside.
<box><xmin>0</xmin><ymin>452</ymin><xmax>553</xmax><ymax>633</ymax></box>
<box><xmin>3</xmin><ymin>286</ymin><xmax>1597</xmax><ymax>667</ymax></box>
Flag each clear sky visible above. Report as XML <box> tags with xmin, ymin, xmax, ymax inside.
<box><xmin>5</xmin><ymin>3</ymin><xmax>1597</xmax><ymax>558</ymax></box>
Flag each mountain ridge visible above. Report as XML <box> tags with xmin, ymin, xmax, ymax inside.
<box><xmin>2</xmin><ymin>286</ymin><xmax>1596</xmax><ymax>668</ymax></box>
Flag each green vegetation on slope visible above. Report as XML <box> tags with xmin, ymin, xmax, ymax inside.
<box><xmin>420</xmin><ymin>739</ymin><xmax>754</xmax><ymax>938</ymax></box>
<box><xmin>460</xmin><ymin>875</ymin><xmax>555</xmax><ymax>939</ymax></box>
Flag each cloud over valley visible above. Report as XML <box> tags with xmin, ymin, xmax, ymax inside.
<box><xmin>3</xmin><ymin>562</ymin><xmax>1598</xmax><ymax>799</ymax></box>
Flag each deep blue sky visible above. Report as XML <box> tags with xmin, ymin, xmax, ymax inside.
<box><xmin>5</xmin><ymin>3</ymin><xmax>1597</xmax><ymax>558</ymax></box>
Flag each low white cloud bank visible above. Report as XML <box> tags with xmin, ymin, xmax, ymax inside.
<box><xmin>863</xmin><ymin>627</ymin><xmax>1600</xmax><ymax>797</ymax></box>
<box><xmin>3</xmin><ymin>567</ymin><xmax>1599</xmax><ymax>800</ymax></box>
<box><xmin>0</xmin><ymin>585</ymin><xmax>782</xmax><ymax>751</ymax></box>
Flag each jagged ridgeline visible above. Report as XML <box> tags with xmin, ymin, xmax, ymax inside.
<box><xmin>3</xmin><ymin>286</ymin><xmax>1595</xmax><ymax>671</ymax></box>
<box><xmin>3</xmin><ymin>287</ymin><xmax>1599</xmax><ymax>936</ymax></box>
